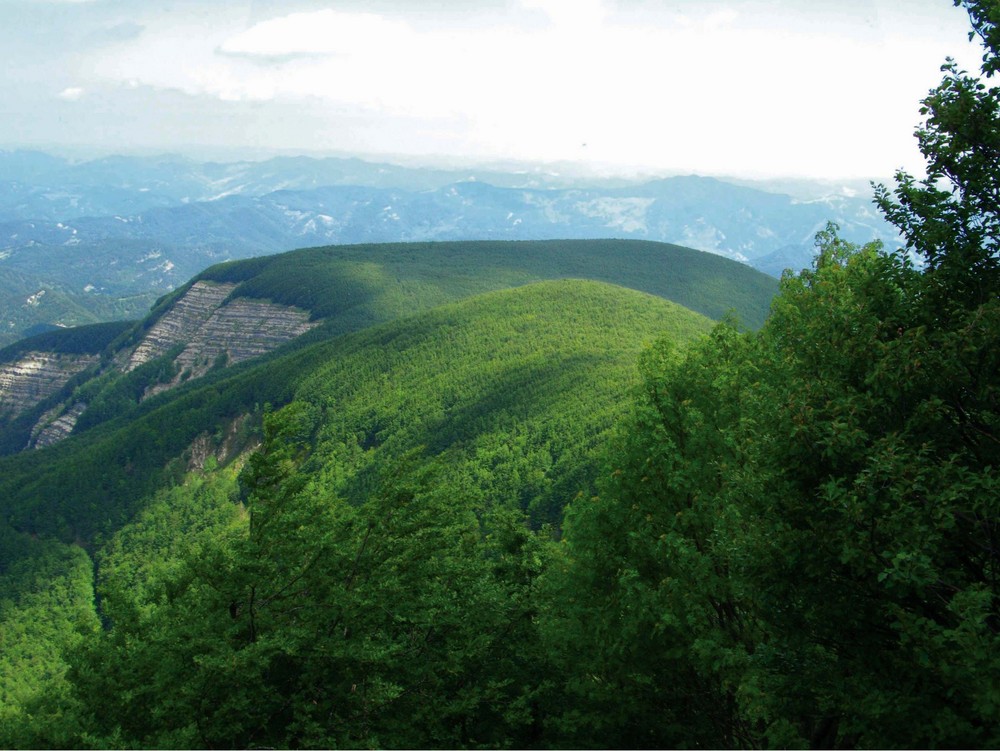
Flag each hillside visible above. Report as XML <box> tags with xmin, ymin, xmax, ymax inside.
<box><xmin>0</xmin><ymin>278</ymin><xmax>712</xmax><ymax>541</ymax></box>
<box><xmin>0</xmin><ymin>239</ymin><xmax>775</xmax><ymax>455</ymax></box>
<box><xmin>284</xmin><ymin>279</ymin><xmax>712</xmax><ymax>525</ymax></box>
<box><xmin>0</xmin><ymin>322</ymin><xmax>131</xmax><ymax>416</ymax></box>
<box><xmin>0</xmin><ymin>235</ymin><xmax>765</xmax><ymax>746</ymax></box>
<box><xmin>0</xmin><ymin>279</ymin><xmax>711</xmax><ymax>743</ymax></box>
<box><xmin>202</xmin><ymin>238</ymin><xmax>776</xmax><ymax>329</ymax></box>
<box><xmin>2</xmin><ymin>0</ymin><xmax>997</xmax><ymax>742</ymax></box>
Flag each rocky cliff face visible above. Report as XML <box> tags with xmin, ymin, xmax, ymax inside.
<box><xmin>173</xmin><ymin>297</ymin><xmax>317</xmax><ymax>377</ymax></box>
<box><xmin>0</xmin><ymin>352</ymin><xmax>98</xmax><ymax>417</ymax></box>
<box><xmin>140</xmin><ymin>291</ymin><xmax>317</xmax><ymax>399</ymax></box>
<box><xmin>127</xmin><ymin>281</ymin><xmax>316</xmax><ymax>384</ymax></box>
<box><xmin>30</xmin><ymin>402</ymin><xmax>88</xmax><ymax>449</ymax></box>
<box><xmin>125</xmin><ymin>281</ymin><xmax>237</xmax><ymax>371</ymax></box>
<box><xmin>185</xmin><ymin>413</ymin><xmax>259</xmax><ymax>472</ymax></box>
<box><xmin>20</xmin><ymin>280</ymin><xmax>319</xmax><ymax>449</ymax></box>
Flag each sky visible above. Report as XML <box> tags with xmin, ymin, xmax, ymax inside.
<box><xmin>0</xmin><ymin>0</ymin><xmax>985</xmax><ymax>180</ymax></box>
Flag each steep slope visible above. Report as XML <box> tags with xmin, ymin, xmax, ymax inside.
<box><xmin>0</xmin><ymin>281</ymin><xmax>316</xmax><ymax>452</ymax></box>
<box><xmin>122</xmin><ymin>280</ymin><xmax>317</xmax><ymax>378</ymax></box>
<box><xmin>0</xmin><ymin>279</ymin><xmax>711</xmax><ymax>543</ymax></box>
<box><xmin>0</xmin><ymin>351</ymin><xmax>99</xmax><ymax>418</ymax></box>
<box><xmin>1</xmin><ymin>239</ymin><xmax>774</xmax><ymax>454</ymax></box>
<box><xmin>0</xmin><ymin>280</ymin><xmax>711</xmax><ymax>736</ymax></box>
<box><xmin>0</xmin><ymin>322</ymin><xmax>133</xmax><ymax>450</ymax></box>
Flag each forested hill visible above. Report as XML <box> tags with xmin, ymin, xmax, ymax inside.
<box><xmin>3</xmin><ymin>0</ymin><xmax>1000</xmax><ymax>746</ymax></box>
<box><xmin>0</xmin><ymin>238</ymin><xmax>775</xmax><ymax>456</ymax></box>
<box><xmin>0</xmin><ymin>321</ymin><xmax>132</xmax><ymax>361</ymax></box>
<box><xmin>0</xmin><ymin>279</ymin><xmax>713</xmax><ymax>747</ymax></box>
<box><xmin>0</xmin><ymin>279</ymin><xmax>712</xmax><ymax>542</ymax></box>
<box><xmin>200</xmin><ymin>238</ymin><xmax>777</xmax><ymax>329</ymax></box>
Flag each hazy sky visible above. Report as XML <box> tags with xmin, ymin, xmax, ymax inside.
<box><xmin>0</xmin><ymin>0</ymin><xmax>983</xmax><ymax>179</ymax></box>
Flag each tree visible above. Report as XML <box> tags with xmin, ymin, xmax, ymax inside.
<box><xmin>61</xmin><ymin>403</ymin><xmax>554</xmax><ymax>749</ymax></box>
<box><xmin>555</xmin><ymin>1</ymin><xmax>1000</xmax><ymax>744</ymax></box>
<box><xmin>728</xmin><ymin>229</ymin><xmax>1000</xmax><ymax>747</ymax></box>
<box><xmin>541</xmin><ymin>325</ymin><xmax>760</xmax><ymax>749</ymax></box>
<box><xmin>876</xmin><ymin>0</ymin><xmax>1000</xmax><ymax>313</ymax></box>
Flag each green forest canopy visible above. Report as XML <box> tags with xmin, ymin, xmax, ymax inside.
<box><xmin>0</xmin><ymin>279</ymin><xmax>711</xmax><ymax>542</ymax></box>
<box><xmin>202</xmin><ymin>238</ymin><xmax>777</xmax><ymax>330</ymax></box>
<box><xmin>0</xmin><ymin>237</ymin><xmax>775</xmax><ymax>457</ymax></box>
<box><xmin>0</xmin><ymin>279</ymin><xmax>711</xmax><ymax>746</ymax></box>
<box><xmin>2</xmin><ymin>0</ymin><xmax>1000</xmax><ymax>746</ymax></box>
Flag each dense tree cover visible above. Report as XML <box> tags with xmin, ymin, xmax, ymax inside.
<box><xmin>550</xmin><ymin>3</ymin><xmax>1000</xmax><ymax>744</ymax></box>
<box><xmin>0</xmin><ymin>238</ymin><xmax>770</xmax><ymax>457</ymax></box>
<box><xmin>552</xmin><ymin>230</ymin><xmax>997</xmax><ymax>746</ymax></box>
<box><xmin>0</xmin><ymin>320</ymin><xmax>133</xmax><ymax>361</ymax></box>
<box><xmin>0</xmin><ymin>280</ymin><xmax>710</xmax><ymax>747</ymax></box>
<box><xmin>0</xmin><ymin>279</ymin><xmax>709</xmax><ymax>542</ymax></box>
<box><xmin>42</xmin><ymin>409</ymin><xmax>554</xmax><ymax>748</ymax></box>
<box><xmin>0</xmin><ymin>535</ymin><xmax>99</xmax><ymax>745</ymax></box>
<box><xmin>1</xmin><ymin>471</ymin><xmax>244</xmax><ymax>749</ymax></box>
<box><xmin>290</xmin><ymin>280</ymin><xmax>710</xmax><ymax>528</ymax></box>
<box><xmin>24</xmin><ymin>192</ymin><xmax>994</xmax><ymax>747</ymax></box>
<box><xmin>4</xmin><ymin>2</ymin><xmax>999</xmax><ymax>746</ymax></box>
<box><xmin>202</xmin><ymin>238</ymin><xmax>777</xmax><ymax>330</ymax></box>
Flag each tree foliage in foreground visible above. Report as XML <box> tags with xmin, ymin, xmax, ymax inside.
<box><xmin>559</xmin><ymin>235</ymin><xmax>998</xmax><ymax>747</ymax></box>
<box><xmin>50</xmin><ymin>406</ymin><xmax>552</xmax><ymax>749</ymax></box>
<box><xmin>554</xmin><ymin>2</ymin><xmax>1000</xmax><ymax>744</ymax></box>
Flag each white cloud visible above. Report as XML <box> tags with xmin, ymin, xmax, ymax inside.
<box><xmin>704</xmin><ymin>9</ymin><xmax>739</xmax><ymax>30</ymax></box>
<box><xmin>219</xmin><ymin>10</ymin><xmax>411</xmax><ymax>59</ymax></box>
<box><xmin>79</xmin><ymin>0</ymin><xmax>983</xmax><ymax>178</ymax></box>
<box><xmin>518</xmin><ymin>0</ymin><xmax>605</xmax><ymax>29</ymax></box>
<box><xmin>57</xmin><ymin>86</ymin><xmax>85</xmax><ymax>101</ymax></box>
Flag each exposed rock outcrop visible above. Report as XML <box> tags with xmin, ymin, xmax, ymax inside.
<box><xmin>17</xmin><ymin>279</ymin><xmax>318</xmax><ymax>450</ymax></box>
<box><xmin>0</xmin><ymin>352</ymin><xmax>98</xmax><ymax>417</ymax></box>
<box><xmin>142</xmin><ymin>295</ymin><xmax>318</xmax><ymax>399</ymax></box>
<box><xmin>185</xmin><ymin>413</ymin><xmax>260</xmax><ymax>471</ymax></box>
<box><xmin>30</xmin><ymin>401</ymin><xmax>88</xmax><ymax>449</ymax></box>
<box><xmin>125</xmin><ymin>281</ymin><xmax>237</xmax><ymax>371</ymax></box>
<box><xmin>174</xmin><ymin>298</ymin><xmax>317</xmax><ymax>376</ymax></box>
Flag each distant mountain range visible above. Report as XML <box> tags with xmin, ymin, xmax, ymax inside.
<box><xmin>0</xmin><ymin>150</ymin><xmax>900</xmax><ymax>346</ymax></box>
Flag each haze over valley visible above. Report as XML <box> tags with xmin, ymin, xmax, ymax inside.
<box><xmin>0</xmin><ymin>149</ymin><xmax>897</xmax><ymax>347</ymax></box>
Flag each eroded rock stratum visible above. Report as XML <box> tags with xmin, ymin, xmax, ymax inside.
<box><xmin>6</xmin><ymin>279</ymin><xmax>319</xmax><ymax>450</ymax></box>
<box><xmin>0</xmin><ymin>352</ymin><xmax>98</xmax><ymax>418</ymax></box>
